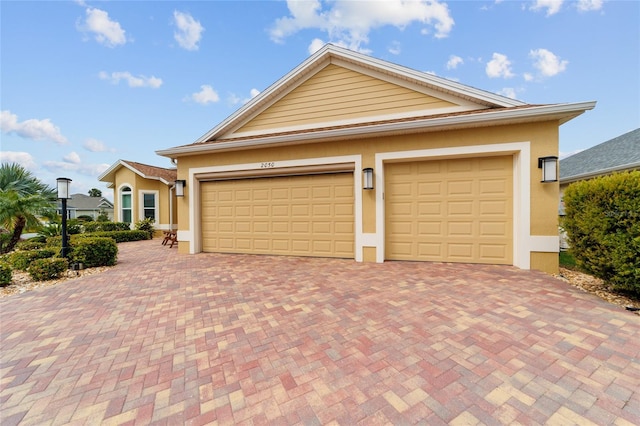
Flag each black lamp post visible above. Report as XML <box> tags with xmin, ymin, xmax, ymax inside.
<box><xmin>57</xmin><ymin>177</ymin><xmax>72</xmax><ymax>258</ymax></box>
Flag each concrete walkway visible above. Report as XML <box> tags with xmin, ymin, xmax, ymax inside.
<box><xmin>1</xmin><ymin>240</ymin><xmax>639</xmax><ymax>425</ymax></box>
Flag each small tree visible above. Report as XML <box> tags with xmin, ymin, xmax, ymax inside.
<box><xmin>88</xmin><ymin>188</ymin><xmax>102</xmax><ymax>197</ymax></box>
<box><xmin>0</xmin><ymin>163</ymin><xmax>56</xmax><ymax>254</ymax></box>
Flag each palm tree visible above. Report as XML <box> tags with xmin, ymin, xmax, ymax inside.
<box><xmin>0</xmin><ymin>163</ymin><xmax>56</xmax><ymax>254</ymax></box>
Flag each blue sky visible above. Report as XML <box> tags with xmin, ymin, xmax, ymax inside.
<box><xmin>1</xmin><ymin>0</ymin><xmax>638</xmax><ymax>200</ymax></box>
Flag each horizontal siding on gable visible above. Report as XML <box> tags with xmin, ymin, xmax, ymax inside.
<box><xmin>236</xmin><ymin>64</ymin><xmax>456</xmax><ymax>134</ymax></box>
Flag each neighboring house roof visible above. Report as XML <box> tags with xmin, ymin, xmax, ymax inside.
<box><xmin>57</xmin><ymin>194</ymin><xmax>113</xmax><ymax>211</ymax></box>
<box><xmin>157</xmin><ymin>43</ymin><xmax>595</xmax><ymax>158</ymax></box>
<box><xmin>98</xmin><ymin>160</ymin><xmax>177</xmax><ymax>187</ymax></box>
<box><xmin>560</xmin><ymin>128</ymin><xmax>640</xmax><ymax>184</ymax></box>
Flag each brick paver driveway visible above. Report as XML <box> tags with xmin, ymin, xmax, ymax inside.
<box><xmin>1</xmin><ymin>240</ymin><xmax>639</xmax><ymax>425</ymax></box>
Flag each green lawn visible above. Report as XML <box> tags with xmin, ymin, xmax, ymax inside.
<box><xmin>559</xmin><ymin>251</ymin><xmax>578</xmax><ymax>269</ymax></box>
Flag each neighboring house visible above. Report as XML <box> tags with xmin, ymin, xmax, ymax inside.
<box><xmin>98</xmin><ymin>160</ymin><xmax>178</xmax><ymax>231</ymax></box>
<box><xmin>57</xmin><ymin>193</ymin><xmax>114</xmax><ymax>220</ymax></box>
<box><xmin>558</xmin><ymin>127</ymin><xmax>640</xmax><ymax>249</ymax></box>
<box><xmin>155</xmin><ymin>44</ymin><xmax>595</xmax><ymax>273</ymax></box>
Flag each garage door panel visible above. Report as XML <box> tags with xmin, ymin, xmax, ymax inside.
<box><xmin>202</xmin><ymin>173</ymin><xmax>354</xmax><ymax>258</ymax></box>
<box><xmin>386</xmin><ymin>156</ymin><xmax>512</xmax><ymax>264</ymax></box>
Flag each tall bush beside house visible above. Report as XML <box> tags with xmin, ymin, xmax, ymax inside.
<box><xmin>135</xmin><ymin>218</ymin><xmax>155</xmax><ymax>239</ymax></box>
<box><xmin>562</xmin><ymin>171</ymin><xmax>640</xmax><ymax>295</ymax></box>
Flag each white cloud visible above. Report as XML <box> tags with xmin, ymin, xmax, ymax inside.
<box><xmin>530</xmin><ymin>48</ymin><xmax>568</xmax><ymax>77</ymax></box>
<box><xmin>523</xmin><ymin>72</ymin><xmax>534</xmax><ymax>82</ymax></box>
<box><xmin>83</xmin><ymin>138</ymin><xmax>113</xmax><ymax>152</ymax></box>
<box><xmin>186</xmin><ymin>85</ymin><xmax>220</xmax><ymax>105</ymax></box>
<box><xmin>99</xmin><ymin>71</ymin><xmax>163</xmax><ymax>88</ymax></box>
<box><xmin>64</xmin><ymin>152</ymin><xmax>81</xmax><ymax>164</ymax></box>
<box><xmin>388</xmin><ymin>41</ymin><xmax>401</xmax><ymax>55</ymax></box>
<box><xmin>497</xmin><ymin>87</ymin><xmax>518</xmax><ymax>99</ymax></box>
<box><xmin>308</xmin><ymin>38</ymin><xmax>327</xmax><ymax>54</ymax></box>
<box><xmin>577</xmin><ymin>0</ymin><xmax>603</xmax><ymax>12</ymax></box>
<box><xmin>446</xmin><ymin>55</ymin><xmax>463</xmax><ymax>70</ymax></box>
<box><xmin>530</xmin><ymin>0</ymin><xmax>564</xmax><ymax>16</ymax></box>
<box><xmin>173</xmin><ymin>11</ymin><xmax>204</xmax><ymax>51</ymax></box>
<box><xmin>0</xmin><ymin>110</ymin><xmax>68</xmax><ymax>145</ymax></box>
<box><xmin>228</xmin><ymin>88</ymin><xmax>262</xmax><ymax>106</ymax></box>
<box><xmin>78</xmin><ymin>7</ymin><xmax>127</xmax><ymax>47</ymax></box>
<box><xmin>271</xmin><ymin>0</ymin><xmax>454</xmax><ymax>52</ymax></box>
<box><xmin>0</xmin><ymin>151</ymin><xmax>38</xmax><ymax>170</ymax></box>
<box><xmin>42</xmin><ymin>160</ymin><xmax>110</xmax><ymax>176</ymax></box>
<box><xmin>486</xmin><ymin>53</ymin><xmax>515</xmax><ymax>78</ymax></box>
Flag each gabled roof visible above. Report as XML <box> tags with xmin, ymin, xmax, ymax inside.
<box><xmin>560</xmin><ymin>128</ymin><xmax>640</xmax><ymax>183</ymax></box>
<box><xmin>98</xmin><ymin>160</ymin><xmax>177</xmax><ymax>186</ymax></box>
<box><xmin>61</xmin><ymin>194</ymin><xmax>114</xmax><ymax>210</ymax></box>
<box><xmin>157</xmin><ymin>44</ymin><xmax>595</xmax><ymax>158</ymax></box>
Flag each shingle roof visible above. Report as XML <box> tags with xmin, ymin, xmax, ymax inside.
<box><xmin>58</xmin><ymin>194</ymin><xmax>113</xmax><ymax>210</ymax></box>
<box><xmin>121</xmin><ymin>160</ymin><xmax>177</xmax><ymax>183</ymax></box>
<box><xmin>560</xmin><ymin>128</ymin><xmax>640</xmax><ymax>182</ymax></box>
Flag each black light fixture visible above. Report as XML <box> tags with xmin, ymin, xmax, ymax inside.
<box><xmin>363</xmin><ymin>168</ymin><xmax>374</xmax><ymax>190</ymax></box>
<box><xmin>538</xmin><ymin>156</ymin><xmax>558</xmax><ymax>183</ymax></box>
<box><xmin>56</xmin><ymin>177</ymin><xmax>72</xmax><ymax>258</ymax></box>
<box><xmin>175</xmin><ymin>179</ymin><xmax>186</xmax><ymax>197</ymax></box>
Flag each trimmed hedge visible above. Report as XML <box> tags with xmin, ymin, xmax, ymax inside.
<box><xmin>28</xmin><ymin>258</ymin><xmax>68</xmax><ymax>281</ymax></box>
<box><xmin>0</xmin><ymin>262</ymin><xmax>11</xmax><ymax>286</ymax></box>
<box><xmin>71</xmin><ymin>237</ymin><xmax>118</xmax><ymax>268</ymax></box>
<box><xmin>562</xmin><ymin>171</ymin><xmax>640</xmax><ymax>295</ymax></box>
<box><xmin>46</xmin><ymin>229</ymin><xmax>149</xmax><ymax>247</ymax></box>
<box><xmin>83</xmin><ymin>222</ymin><xmax>131</xmax><ymax>233</ymax></box>
<box><xmin>83</xmin><ymin>230</ymin><xmax>150</xmax><ymax>243</ymax></box>
<box><xmin>6</xmin><ymin>248</ymin><xmax>58</xmax><ymax>271</ymax></box>
<box><xmin>16</xmin><ymin>240</ymin><xmax>47</xmax><ymax>251</ymax></box>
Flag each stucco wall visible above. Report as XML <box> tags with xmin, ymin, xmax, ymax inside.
<box><xmin>173</xmin><ymin>120</ymin><xmax>560</xmax><ymax>272</ymax></box>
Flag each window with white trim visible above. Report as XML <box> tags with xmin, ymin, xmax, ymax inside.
<box><xmin>142</xmin><ymin>192</ymin><xmax>157</xmax><ymax>221</ymax></box>
<box><xmin>121</xmin><ymin>186</ymin><xmax>132</xmax><ymax>224</ymax></box>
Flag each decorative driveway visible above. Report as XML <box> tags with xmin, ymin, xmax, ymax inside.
<box><xmin>1</xmin><ymin>240</ymin><xmax>639</xmax><ymax>425</ymax></box>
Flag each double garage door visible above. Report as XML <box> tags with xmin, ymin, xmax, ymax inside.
<box><xmin>200</xmin><ymin>155</ymin><xmax>513</xmax><ymax>265</ymax></box>
<box><xmin>201</xmin><ymin>173</ymin><xmax>354</xmax><ymax>258</ymax></box>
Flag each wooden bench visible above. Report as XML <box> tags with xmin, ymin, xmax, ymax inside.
<box><xmin>162</xmin><ymin>231</ymin><xmax>178</xmax><ymax>248</ymax></box>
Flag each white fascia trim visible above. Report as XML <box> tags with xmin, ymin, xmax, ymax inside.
<box><xmin>373</xmin><ymin>142</ymin><xmax>532</xmax><ymax>269</ymax></box>
<box><xmin>157</xmin><ymin>101</ymin><xmax>595</xmax><ymax>158</ymax></box>
<box><xmin>185</xmin><ymin>155</ymin><xmax>364</xmax><ymax>259</ymax></box>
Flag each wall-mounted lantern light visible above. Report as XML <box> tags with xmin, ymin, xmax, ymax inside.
<box><xmin>175</xmin><ymin>180</ymin><xmax>186</xmax><ymax>197</ymax></box>
<box><xmin>363</xmin><ymin>168</ymin><xmax>374</xmax><ymax>190</ymax></box>
<box><xmin>538</xmin><ymin>156</ymin><xmax>558</xmax><ymax>183</ymax></box>
<box><xmin>56</xmin><ymin>177</ymin><xmax>72</xmax><ymax>258</ymax></box>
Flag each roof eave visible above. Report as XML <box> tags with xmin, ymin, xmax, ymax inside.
<box><xmin>157</xmin><ymin>101</ymin><xmax>596</xmax><ymax>158</ymax></box>
<box><xmin>192</xmin><ymin>44</ymin><xmax>526</xmax><ymax>145</ymax></box>
<box><xmin>560</xmin><ymin>161</ymin><xmax>640</xmax><ymax>184</ymax></box>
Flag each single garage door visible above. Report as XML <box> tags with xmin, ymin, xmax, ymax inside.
<box><xmin>385</xmin><ymin>155</ymin><xmax>513</xmax><ymax>264</ymax></box>
<box><xmin>201</xmin><ymin>173</ymin><xmax>354</xmax><ymax>258</ymax></box>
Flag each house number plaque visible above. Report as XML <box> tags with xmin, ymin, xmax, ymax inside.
<box><xmin>260</xmin><ymin>162</ymin><xmax>275</xmax><ymax>168</ymax></box>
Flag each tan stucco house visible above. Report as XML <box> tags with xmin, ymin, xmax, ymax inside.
<box><xmin>156</xmin><ymin>44</ymin><xmax>595</xmax><ymax>273</ymax></box>
<box><xmin>98</xmin><ymin>160</ymin><xmax>178</xmax><ymax>232</ymax></box>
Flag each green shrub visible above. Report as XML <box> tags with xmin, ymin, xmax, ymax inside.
<box><xmin>82</xmin><ymin>230</ymin><xmax>150</xmax><ymax>243</ymax></box>
<box><xmin>77</xmin><ymin>215</ymin><xmax>94</xmax><ymax>222</ymax></box>
<box><xmin>7</xmin><ymin>248</ymin><xmax>57</xmax><ymax>271</ymax></box>
<box><xmin>28</xmin><ymin>258</ymin><xmax>68</xmax><ymax>281</ymax></box>
<box><xmin>16</xmin><ymin>240</ymin><xmax>47</xmax><ymax>251</ymax></box>
<box><xmin>135</xmin><ymin>218</ymin><xmax>155</xmax><ymax>239</ymax></box>
<box><xmin>562</xmin><ymin>171</ymin><xmax>640</xmax><ymax>295</ymax></box>
<box><xmin>83</xmin><ymin>222</ymin><xmax>130</xmax><ymax>233</ymax></box>
<box><xmin>71</xmin><ymin>237</ymin><xmax>117</xmax><ymax>268</ymax></box>
<box><xmin>0</xmin><ymin>262</ymin><xmax>12</xmax><ymax>286</ymax></box>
